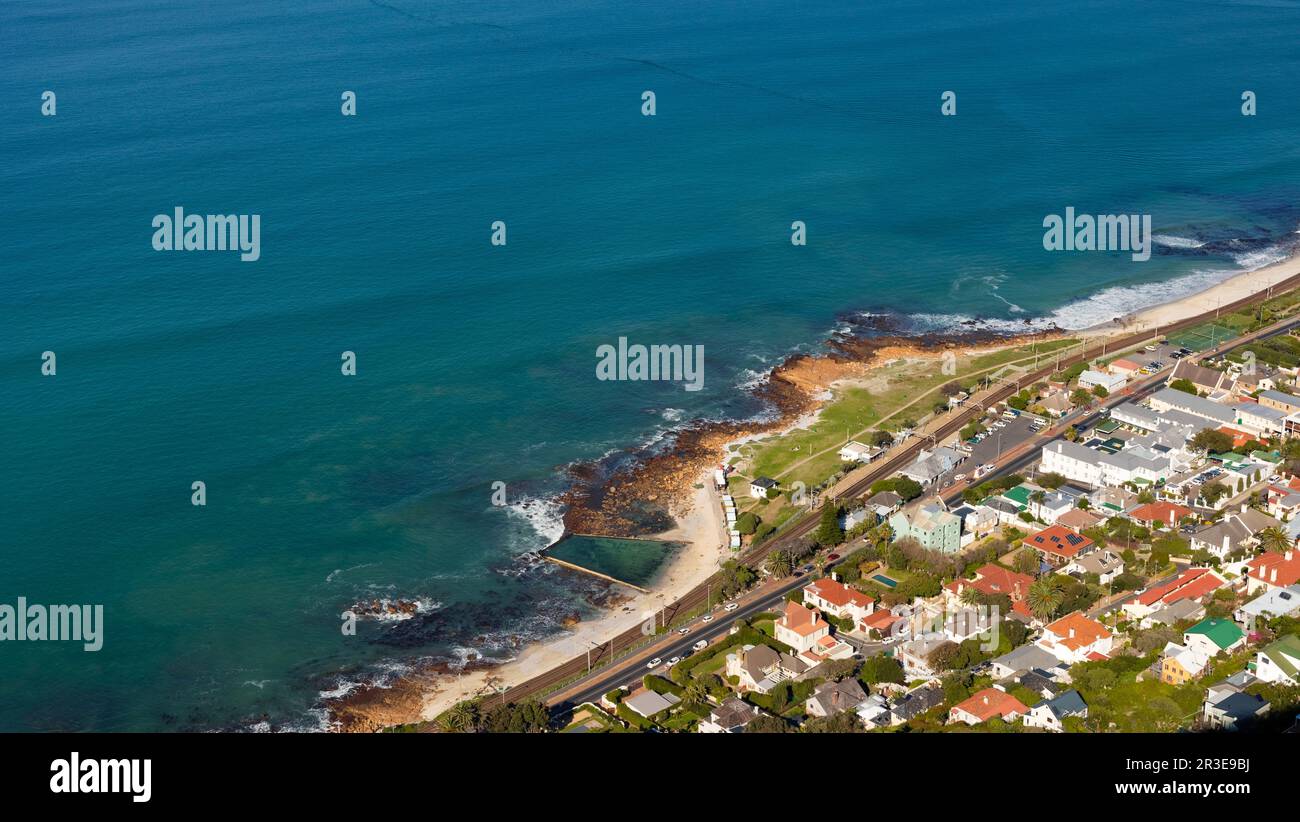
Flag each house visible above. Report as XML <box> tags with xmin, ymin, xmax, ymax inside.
<box><xmin>1078</xmin><ymin>369</ymin><xmax>1127</xmax><ymax>393</ymax></box>
<box><xmin>1201</xmin><ymin>672</ymin><xmax>1269</xmax><ymax>731</ymax></box>
<box><xmin>1037</xmin><ymin>612</ymin><xmax>1113</xmax><ymax>664</ymax></box>
<box><xmin>773</xmin><ymin>600</ymin><xmax>829</xmax><ymax>654</ymax></box>
<box><xmin>1109</xmin><ymin>358</ymin><xmax>1143</xmax><ymax>378</ymax></box>
<box><xmin>1122</xmin><ymin>568</ymin><xmax>1226</xmax><ymax>621</ymax></box>
<box><xmin>1253</xmin><ymin>634</ymin><xmax>1300</xmax><ymax>686</ymax></box>
<box><xmin>945</xmin><ymin>563</ymin><xmax>1034</xmax><ymax>618</ymax></box>
<box><xmin>864</xmin><ymin>490</ymin><xmax>903</xmax><ymax>518</ymax></box>
<box><xmin>1159</xmin><ymin>642</ymin><xmax>1210</xmax><ymax>685</ymax></box>
<box><xmin>949</xmin><ymin>687</ymin><xmax>1028</xmax><ymax>725</ymax></box>
<box><xmin>749</xmin><ymin>476</ymin><xmax>778</xmax><ymax>499</ymax></box>
<box><xmin>855</xmin><ymin>693</ymin><xmax>892</xmax><ymax>728</ymax></box>
<box><xmin>803</xmin><ymin>577</ymin><xmax>875</xmax><ymax>627</ymax></box>
<box><xmin>895</xmin><ymin>637</ymin><xmax>950</xmax><ymax>680</ymax></box>
<box><xmin>989</xmin><ymin>643</ymin><xmax>1063</xmax><ymax>680</ymax></box>
<box><xmin>899</xmin><ymin>446</ymin><xmax>963</xmax><ymax>487</ymax></box>
<box><xmin>1202</xmin><ymin>692</ymin><xmax>1270</xmax><ymax>732</ymax></box>
<box><xmin>623</xmin><ymin>689</ymin><xmax>680</xmax><ymax>719</ymax></box>
<box><xmin>1256</xmin><ymin>389</ymin><xmax>1300</xmax><ymax>415</ymax></box>
<box><xmin>889</xmin><ymin>503</ymin><xmax>962</xmax><ymax>554</ymax></box>
<box><xmin>725</xmin><ymin>644</ymin><xmax>808</xmax><ymax>693</ymax></box>
<box><xmin>1038</xmin><ymin>439</ymin><xmax>1175</xmax><ymax>489</ymax></box>
<box><xmin>982</xmin><ymin>497</ymin><xmax>1026</xmax><ymax>527</ymax></box>
<box><xmin>1245</xmin><ymin>548</ymin><xmax>1300</xmax><ymax>595</ymax></box>
<box><xmin>863</xmin><ymin>606</ymin><xmax>904</xmax><ymax>639</ymax></box>
<box><xmin>1017</xmin><ymin>667</ymin><xmax>1070</xmax><ymax>700</ymax></box>
<box><xmin>1236</xmin><ymin>585</ymin><xmax>1300</xmax><ymax>627</ymax></box>
<box><xmin>1063</xmin><ymin>550</ymin><xmax>1124</xmax><ymax>586</ymax></box>
<box><xmin>698</xmin><ymin>697</ymin><xmax>764</xmax><ymax>733</ymax></box>
<box><xmin>1168</xmin><ymin>360</ymin><xmax>1230</xmax><ymax>395</ymax></box>
<box><xmin>805</xmin><ymin>679</ymin><xmax>868</xmax><ymax>718</ymax></box>
<box><xmin>1139</xmin><ymin>598</ymin><xmax>1205</xmax><ymax>629</ymax></box>
<box><xmin>1034</xmin><ymin>491</ymin><xmax>1078</xmax><ymax>525</ymax></box>
<box><xmin>888</xmin><ymin>685</ymin><xmax>945</xmax><ymax>725</ymax></box>
<box><xmin>1040</xmin><ymin>391</ymin><xmax>1074</xmax><ymax>418</ymax></box>
<box><xmin>839</xmin><ymin>440</ymin><xmax>881</xmax><ymax>463</ymax></box>
<box><xmin>1183</xmin><ymin>618</ymin><xmax>1246</xmax><ymax>658</ymax></box>
<box><xmin>1148</xmin><ymin>386</ymin><xmax>1237</xmax><ymax>427</ymax></box>
<box><xmin>1022</xmin><ymin>689</ymin><xmax>1088</xmax><ymax>732</ymax></box>
<box><xmin>1190</xmin><ymin>507</ymin><xmax>1281</xmax><ymax>560</ymax></box>
<box><xmin>1026</xmin><ymin>525</ymin><xmax>1096</xmax><ymax>567</ymax></box>
<box><xmin>1128</xmin><ymin>501</ymin><xmax>1193</xmax><ymax>529</ymax></box>
<box><xmin>1231</xmin><ymin>367</ymin><xmax>1278</xmax><ymax>396</ymax></box>
<box><xmin>1055</xmin><ymin>507</ymin><xmax>1104</xmax><ymax>533</ymax></box>
<box><xmin>952</xmin><ymin>504</ymin><xmax>997</xmax><ymax>543</ymax></box>
<box><xmin>1234</xmin><ymin>401</ymin><xmax>1288</xmax><ymax>437</ymax></box>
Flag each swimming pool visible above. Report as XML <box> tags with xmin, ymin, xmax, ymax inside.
<box><xmin>871</xmin><ymin>574</ymin><xmax>898</xmax><ymax>589</ymax></box>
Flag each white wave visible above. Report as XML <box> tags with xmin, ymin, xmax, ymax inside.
<box><xmin>1153</xmin><ymin>234</ymin><xmax>1206</xmax><ymax>249</ymax></box>
<box><xmin>735</xmin><ymin>366</ymin><xmax>773</xmax><ymax>391</ymax></box>
<box><xmin>504</xmin><ymin>495</ymin><xmax>566</xmax><ymax>550</ymax></box>
<box><xmin>325</xmin><ymin>562</ymin><xmax>376</xmax><ymax>584</ymax></box>
<box><xmin>1232</xmin><ymin>245</ymin><xmax>1287</xmax><ymax>271</ymax></box>
<box><xmin>660</xmin><ymin>407</ymin><xmax>685</xmax><ymax>422</ymax></box>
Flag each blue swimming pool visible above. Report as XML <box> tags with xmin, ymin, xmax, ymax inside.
<box><xmin>872</xmin><ymin>574</ymin><xmax>898</xmax><ymax>589</ymax></box>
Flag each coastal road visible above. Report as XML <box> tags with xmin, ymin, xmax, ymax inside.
<box><xmin>492</xmin><ymin>269</ymin><xmax>1300</xmax><ymax>715</ymax></box>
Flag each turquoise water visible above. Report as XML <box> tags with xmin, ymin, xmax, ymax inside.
<box><xmin>2</xmin><ymin>0</ymin><xmax>1300</xmax><ymax>730</ymax></box>
<box><xmin>545</xmin><ymin>536</ymin><xmax>679</xmax><ymax>590</ymax></box>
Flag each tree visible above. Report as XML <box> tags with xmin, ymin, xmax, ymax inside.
<box><xmin>1028</xmin><ymin>490</ymin><xmax>1046</xmax><ymax>519</ymax></box>
<box><xmin>1038</xmin><ymin>472</ymin><xmax>1066</xmax><ymax>490</ymax></box>
<box><xmin>439</xmin><ymin>700</ymin><xmax>479</xmax><ymax>733</ymax></box>
<box><xmin>1191</xmin><ymin>428</ymin><xmax>1234</xmax><ymax>455</ymax></box>
<box><xmin>745</xmin><ymin>714</ymin><xmax>791</xmax><ymax>733</ymax></box>
<box><xmin>814</xmin><ymin>502</ymin><xmax>845</xmax><ymax>546</ymax></box>
<box><xmin>868</xmin><ymin>430</ymin><xmax>893</xmax><ymax>448</ymax></box>
<box><xmin>858</xmin><ymin>655</ymin><xmax>905</xmax><ymax>685</ymax></box>
<box><xmin>1258</xmin><ymin>526</ymin><xmax>1291</xmax><ymax>555</ymax></box>
<box><xmin>736</xmin><ymin>512</ymin><xmax>760</xmax><ymax>535</ymax></box>
<box><xmin>1012</xmin><ymin>549</ymin><xmax>1039</xmax><ymax>575</ymax></box>
<box><xmin>1201</xmin><ymin>481</ymin><xmax>1230</xmax><ymax>507</ymax></box>
<box><xmin>1070</xmin><ymin>388</ymin><xmax>1093</xmax><ymax>407</ymax></box>
<box><xmin>720</xmin><ymin>560</ymin><xmax>756</xmax><ymax>598</ymax></box>
<box><xmin>1091</xmin><ymin>384</ymin><xmax>1109</xmax><ymax>399</ymax></box>
<box><xmin>765</xmin><ymin>550</ymin><xmax>793</xmax><ymax>578</ymax></box>
<box><xmin>1027</xmin><ymin>576</ymin><xmax>1066</xmax><ymax>620</ymax></box>
<box><xmin>1169</xmin><ymin>378</ymin><xmax>1198</xmax><ymax>395</ymax></box>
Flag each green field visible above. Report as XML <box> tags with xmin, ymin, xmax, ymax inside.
<box><xmin>728</xmin><ymin>337</ymin><xmax>1078</xmax><ymax>510</ymax></box>
<box><xmin>1167</xmin><ymin>321</ymin><xmax>1239</xmax><ymax>352</ymax></box>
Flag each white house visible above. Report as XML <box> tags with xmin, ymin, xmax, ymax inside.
<box><xmin>1022</xmin><ymin>689</ymin><xmax>1088</xmax><ymax>732</ymax></box>
<box><xmin>1036</xmin><ymin>612</ymin><xmax>1113</xmax><ymax>664</ymax></box>
<box><xmin>1077</xmin><ymin>370</ymin><xmax>1126</xmax><ymax>393</ymax></box>
<box><xmin>838</xmin><ymin>441</ymin><xmax>880</xmax><ymax>463</ymax></box>
<box><xmin>749</xmin><ymin>476</ymin><xmax>778</xmax><ymax>499</ymax></box>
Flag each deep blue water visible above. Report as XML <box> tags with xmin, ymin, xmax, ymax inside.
<box><xmin>2</xmin><ymin>0</ymin><xmax>1299</xmax><ymax>730</ymax></box>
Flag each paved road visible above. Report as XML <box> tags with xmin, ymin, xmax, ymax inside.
<box><xmin>498</xmin><ymin>275</ymin><xmax>1300</xmax><ymax>716</ymax></box>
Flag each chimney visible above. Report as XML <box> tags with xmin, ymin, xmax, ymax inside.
<box><xmin>1273</xmin><ymin>568</ymin><xmax>1279</xmax><ymax>583</ymax></box>
<box><xmin>1069</xmin><ymin>627</ymin><xmax>1076</xmax><ymax>639</ymax></box>
<box><xmin>1286</xmin><ymin>551</ymin><xmax>1294</xmax><ymax>562</ymax></box>
<box><xmin>982</xmin><ymin>695</ymin><xmax>990</xmax><ymax>705</ymax></box>
<box><xmin>1241</xmin><ymin>503</ymin><xmax>1248</xmax><ymax>514</ymax></box>
<box><xmin>1223</xmin><ymin>534</ymin><xmax>1231</xmax><ymax>553</ymax></box>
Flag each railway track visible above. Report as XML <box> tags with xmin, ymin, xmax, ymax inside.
<box><xmin>497</xmin><ymin>269</ymin><xmax>1300</xmax><ymax>709</ymax></box>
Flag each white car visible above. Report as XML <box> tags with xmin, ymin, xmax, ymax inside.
<box><xmin>692</xmin><ymin>640</ymin><xmax>708</xmax><ymax>652</ymax></box>
<box><xmin>668</xmin><ymin>656</ymin><xmax>681</xmax><ymax>666</ymax></box>
<box><xmin>678</xmin><ymin>627</ymin><xmax>689</xmax><ymax>635</ymax></box>
<box><xmin>724</xmin><ymin>603</ymin><xmax>739</xmax><ymax>612</ymax></box>
<box><xmin>647</xmin><ymin>658</ymin><xmax>662</xmax><ymax>669</ymax></box>
<box><xmin>700</xmin><ymin>615</ymin><xmax>713</xmax><ymax>623</ymax></box>
<box><xmin>953</xmin><ymin>473</ymin><xmax>967</xmax><ymax>482</ymax></box>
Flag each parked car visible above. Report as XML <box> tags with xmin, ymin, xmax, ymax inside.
<box><xmin>668</xmin><ymin>656</ymin><xmax>681</xmax><ymax>666</ymax></box>
<box><xmin>827</xmin><ymin>553</ymin><xmax>840</xmax><ymax>561</ymax></box>
<box><xmin>724</xmin><ymin>603</ymin><xmax>739</xmax><ymax>612</ymax></box>
<box><xmin>692</xmin><ymin>640</ymin><xmax>708</xmax><ymax>652</ymax></box>
<box><xmin>700</xmin><ymin>614</ymin><xmax>714</xmax><ymax>623</ymax></box>
<box><xmin>678</xmin><ymin>626</ymin><xmax>689</xmax><ymax>635</ymax></box>
<box><xmin>647</xmin><ymin>658</ymin><xmax>662</xmax><ymax>669</ymax></box>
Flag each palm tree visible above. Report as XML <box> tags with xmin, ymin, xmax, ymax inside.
<box><xmin>959</xmin><ymin>586</ymin><xmax>983</xmax><ymax>607</ymax></box>
<box><xmin>685</xmin><ymin>682</ymin><xmax>711</xmax><ymax>707</ymax></box>
<box><xmin>1026</xmin><ymin>577</ymin><xmax>1066</xmax><ymax>621</ymax></box>
<box><xmin>1256</xmin><ymin>526</ymin><xmax>1292</xmax><ymax>555</ymax></box>
<box><xmin>439</xmin><ymin>701</ymin><xmax>478</xmax><ymax>733</ymax></box>
<box><xmin>766</xmin><ymin>550</ymin><xmax>793</xmax><ymax>578</ymax></box>
<box><xmin>1029</xmin><ymin>490</ymin><xmax>1046</xmax><ymax>519</ymax></box>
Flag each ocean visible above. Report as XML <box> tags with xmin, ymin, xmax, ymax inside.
<box><xmin>2</xmin><ymin>0</ymin><xmax>1299</xmax><ymax>730</ymax></box>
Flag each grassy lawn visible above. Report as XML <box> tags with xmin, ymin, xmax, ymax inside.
<box><xmin>728</xmin><ymin>338</ymin><xmax>1078</xmax><ymax>503</ymax></box>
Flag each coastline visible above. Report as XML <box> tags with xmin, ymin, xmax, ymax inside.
<box><xmin>325</xmin><ymin>247</ymin><xmax>1300</xmax><ymax>732</ymax></box>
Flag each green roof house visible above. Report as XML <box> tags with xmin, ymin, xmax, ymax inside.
<box><xmin>1001</xmin><ymin>485</ymin><xmax>1033</xmax><ymax>507</ymax></box>
<box><xmin>1254</xmin><ymin>634</ymin><xmax>1300</xmax><ymax>687</ymax></box>
<box><xmin>1183</xmin><ymin>618</ymin><xmax>1246</xmax><ymax>657</ymax></box>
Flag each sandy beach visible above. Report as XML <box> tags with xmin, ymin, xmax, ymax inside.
<box><xmin>329</xmin><ymin>248</ymin><xmax>1300</xmax><ymax>732</ymax></box>
<box><xmin>345</xmin><ymin>476</ymin><xmax>732</xmax><ymax>728</ymax></box>
<box><xmin>1080</xmin><ymin>251</ymin><xmax>1300</xmax><ymax>338</ymax></box>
